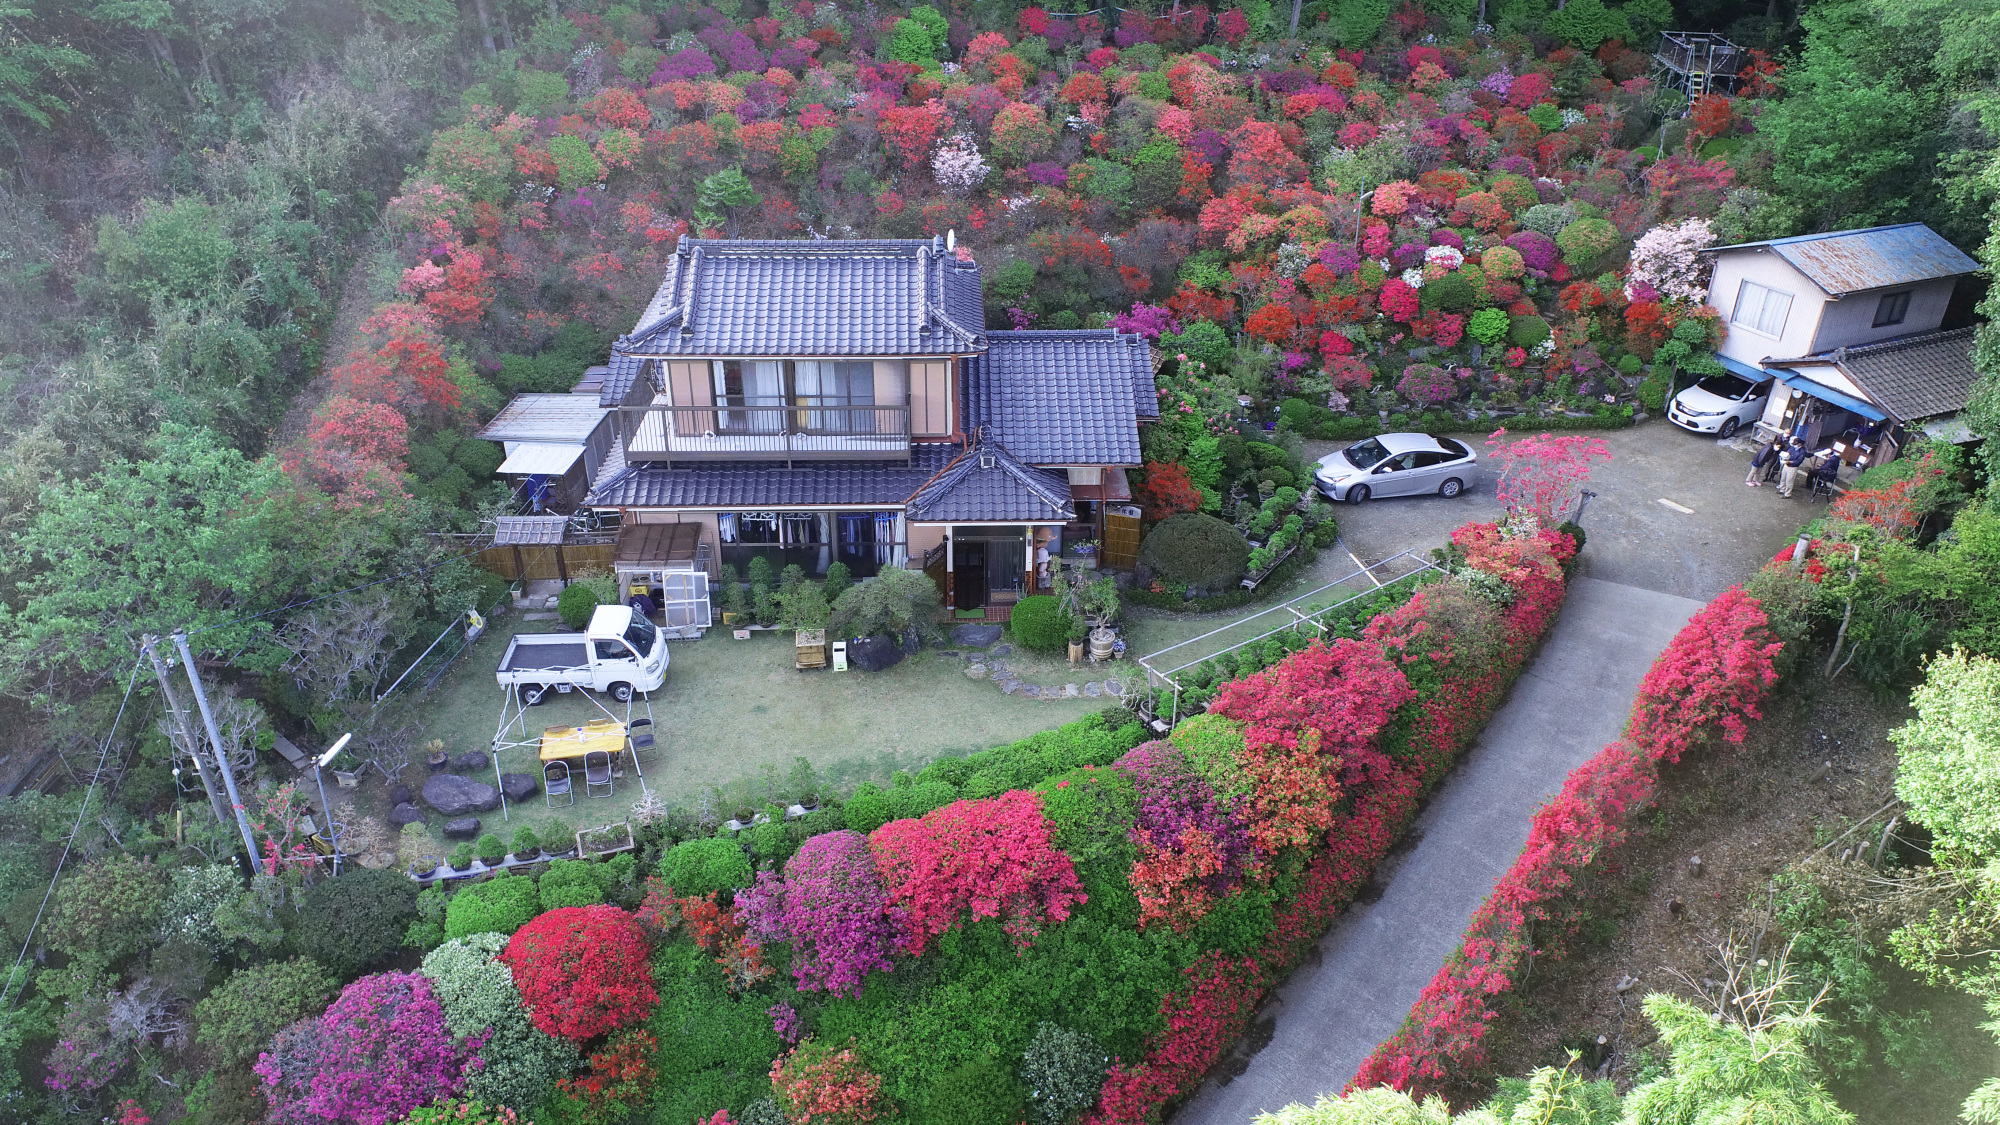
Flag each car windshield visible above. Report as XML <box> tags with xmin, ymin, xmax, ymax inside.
<box><xmin>1695</xmin><ymin>374</ymin><xmax>1752</xmax><ymax>400</ymax></box>
<box><xmin>1344</xmin><ymin>437</ymin><xmax>1391</xmax><ymax>469</ymax></box>
<box><xmin>623</xmin><ymin>619</ymin><xmax>657</xmax><ymax>658</ymax></box>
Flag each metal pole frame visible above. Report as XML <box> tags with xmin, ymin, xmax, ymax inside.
<box><xmin>170</xmin><ymin>631</ymin><xmax>263</xmax><ymax>866</ymax></box>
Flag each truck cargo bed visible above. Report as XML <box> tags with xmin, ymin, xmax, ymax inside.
<box><xmin>498</xmin><ymin>639</ymin><xmax>589</xmax><ymax>672</ymax></box>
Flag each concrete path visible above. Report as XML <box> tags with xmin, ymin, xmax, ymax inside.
<box><xmin>1170</xmin><ymin>576</ymin><xmax>1703</xmax><ymax>1124</ymax></box>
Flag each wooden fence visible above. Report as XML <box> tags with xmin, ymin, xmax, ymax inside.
<box><xmin>475</xmin><ymin>541</ymin><xmax>615</xmax><ymax>582</ymax></box>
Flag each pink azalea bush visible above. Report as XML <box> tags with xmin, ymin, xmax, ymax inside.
<box><xmin>255</xmin><ymin>972</ymin><xmax>483</xmax><ymax>1125</ymax></box>
<box><xmin>868</xmin><ymin>790</ymin><xmax>1086</xmax><ymax>954</ymax></box>
<box><xmin>738</xmin><ymin>829</ymin><xmax>899</xmax><ymax>996</ymax></box>
<box><xmin>1484</xmin><ymin>429</ymin><xmax>1612</xmax><ymax>527</ymax></box>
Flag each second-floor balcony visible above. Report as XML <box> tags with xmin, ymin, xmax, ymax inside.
<box><xmin>622</xmin><ymin>395</ymin><xmax>910</xmax><ymax>463</ymax></box>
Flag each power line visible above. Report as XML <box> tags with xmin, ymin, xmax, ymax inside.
<box><xmin>0</xmin><ymin>655</ymin><xmax>145</xmax><ymax>1014</ymax></box>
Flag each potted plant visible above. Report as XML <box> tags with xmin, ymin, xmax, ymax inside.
<box><xmin>475</xmin><ymin>833</ymin><xmax>507</xmax><ymax>866</ymax></box>
<box><xmin>423</xmin><ymin>739</ymin><xmax>449</xmax><ymax>771</ymax></box>
<box><xmin>1066</xmin><ymin>618</ymin><xmax>1089</xmax><ymax>663</ymax></box>
<box><xmin>447</xmin><ymin>842</ymin><xmax>476</xmax><ymax>871</ymax></box>
<box><xmin>778</xmin><ymin>581</ymin><xmax>832</xmax><ymax>669</ymax></box>
<box><xmin>575</xmin><ymin>821</ymin><xmax>635</xmax><ymax>856</ymax></box>
<box><xmin>511</xmin><ymin>825</ymin><xmax>542</xmax><ymax>860</ymax></box>
<box><xmin>718</xmin><ymin>564</ymin><xmax>746</xmax><ymax>625</ymax></box>
<box><xmin>328</xmin><ymin>746</ymin><xmax>366</xmax><ymax>789</ymax></box>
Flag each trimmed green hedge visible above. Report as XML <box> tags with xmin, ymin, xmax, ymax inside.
<box><xmin>443</xmin><ymin>874</ymin><xmax>540</xmax><ymax>940</ymax></box>
<box><xmin>1010</xmin><ymin>595</ymin><xmax>1072</xmax><ymax>653</ymax></box>
<box><xmin>658</xmin><ymin>836</ymin><xmax>753</xmax><ymax>898</ymax></box>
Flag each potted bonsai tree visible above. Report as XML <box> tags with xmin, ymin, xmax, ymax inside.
<box><xmin>423</xmin><ymin>739</ymin><xmax>449</xmax><ymax>771</ymax></box>
<box><xmin>778</xmin><ymin>580</ymin><xmax>832</xmax><ymax>669</ymax></box>
<box><xmin>475</xmin><ymin>833</ymin><xmax>507</xmax><ymax>867</ymax></box>
<box><xmin>447</xmin><ymin>841</ymin><xmax>476</xmax><ymax>872</ymax></box>
<box><xmin>328</xmin><ymin>744</ymin><xmax>366</xmax><ymax>789</ymax></box>
<box><xmin>511</xmin><ymin>825</ymin><xmax>542</xmax><ymax>861</ymax></box>
<box><xmin>718</xmin><ymin>564</ymin><xmax>747</xmax><ymax>625</ymax></box>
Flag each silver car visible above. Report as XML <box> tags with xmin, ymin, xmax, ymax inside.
<box><xmin>1313</xmin><ymin>433</ymin><xmax>1480</xmax><ymax>503</ymax></box>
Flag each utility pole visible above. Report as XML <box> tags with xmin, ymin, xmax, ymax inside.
<box><xmin>171</xmin><ymin>631</ymin><xmax>263</xmax><ymax>865</ymax></box>
<box><xmin>142</xmin><ymin>635</ymin><xmax>236</xmax><ymax>836</ymax></box>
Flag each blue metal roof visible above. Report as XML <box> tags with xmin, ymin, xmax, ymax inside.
<box><xmin>1771</xmin><ymin>370</ymin><xmax>1887</xmax><ymax>422</ymax></box>
<box><xmin>1704</xmin><ymin>223</ymin><xmax>1977</xmax><ymax>296</ymax></box>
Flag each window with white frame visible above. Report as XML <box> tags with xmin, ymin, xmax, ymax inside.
<box><xmin>1732</xmin><ymin>279</ymin><xmax>1793</xmax><ymax>338</ymax></box>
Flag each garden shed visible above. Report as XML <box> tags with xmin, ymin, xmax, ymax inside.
<box><xmin>614</xmin><ymin>523</ymin><xmax>712</xmax><ymax>637</ymax></box>
<box><xmin>476</xmin><ymin>393</ymin><xmax>615</xmax><ymax>512</ymax></box>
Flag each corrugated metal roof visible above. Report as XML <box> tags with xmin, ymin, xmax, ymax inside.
<box><xmin>493</xmin><ymin>515</ymin><xmax>569</xmax><ymax>546</ymax></box>
<box><xmin>964</xmin><ymin>331</ymin><xmax>1153</xmax><ymax>465</ymax></box>
<box><xmin>496</xmin><ymin>443</ymin><xmax>586</xmax><ymax>475</ymax></box>
<box><xmin>477</xmin><ymin>395</ymin><xmax>611</xmax><ymax>443</ymax></box>
<box><xmin>1704</xmin><ymin>223</ymin><xmax>1977</xmax><ymax>295</ymax></box>
<box><xmin>616</xmin><ymin>236</ymin><xmax>985</xmax><ymax>358</ymax></box>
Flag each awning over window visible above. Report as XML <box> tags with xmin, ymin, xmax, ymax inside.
<box><xmin>497</xmin><ymin>442</ymin><xmax>587</xmax><ymax>475</ymax></box>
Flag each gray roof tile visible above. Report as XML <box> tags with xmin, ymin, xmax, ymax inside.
<box><xmin>965</xmin><ymin>330</ymin><xmax>1153</xmax><ymax>465</ymax></box>
<box><xmin>476</xmin><ymin>394</ymin><xmax>611</xmax><ymax>443</ymax></box>
<box><xmin>585</xmin><ymin>444</ymin><xmax>958</xmax><ymax>509</ymax></box>
<box><xmin>1818</xmin><ymin>327</ymin><xmax>1977</xmax><ymax>423</ymax></box>
<box><xmin>907</xmin><ymin>440</ymin><xmax>1074</xmax><ymax>523</ymax></box>
<box><xmin>617</xmin><ymin>237</ymin><xmax>985</xmax><ymax>359</ymax></box>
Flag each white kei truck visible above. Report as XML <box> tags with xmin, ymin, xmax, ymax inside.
<box><xmin>495</xmin><ymin>604</ymin><xmax>667</xmax><ymax>705</ymax></box>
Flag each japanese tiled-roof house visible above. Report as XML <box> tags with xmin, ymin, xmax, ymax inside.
<box><xmin>585</xmin><ymin>237</ymin><xmax>1158</xmax><ymax>619</ymax></box>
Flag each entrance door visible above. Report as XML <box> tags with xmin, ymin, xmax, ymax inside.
<box><xmin>953</xmin><ymin>542</ymin><xmax>987</xmax><ymax>610</ymax></box>
<box><xmin>1102</xmin><ymin>509</ymin><xmax>1141</xmax><ymax>569</ymax></box>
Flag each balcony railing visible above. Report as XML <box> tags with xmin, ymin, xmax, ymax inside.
<box><xmin>622</xmin><ymin>398</ymin><xmax>910</xmax><ymax>463</ymax></box>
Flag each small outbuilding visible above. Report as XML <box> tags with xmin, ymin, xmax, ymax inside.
<box><xmin>476</xmin><ymin>394</ymin><xmax>615</xmax><ymax>512</ymax></box>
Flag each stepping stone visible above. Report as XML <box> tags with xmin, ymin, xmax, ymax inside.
<box><xmin>1064</xmin><ymin>684</ymin><xmax>1080</xmax><ymax>697</ymax></box>
<box><xmin>1084</xmin><ymin>682</ymin><xmax>1103</xmax><ymax>698</ymax></box>
<box><xmin>442</xmin><ymin>816</ymin><xmax>481</xmax><ymax>839</ymax></box>
<box><xmin>965</xmin><ymin>664</ymin><xmax>988</xmax><ymax>680</ymax></box>
<box><xmin>987</xmin><ymin>660</ymin><xmax>1008</xmax><ymax>674</ymax></box>
<box><xmin>951</xmin><ymin>623</ymin><xmax>1003</xmax><ymax>647</ymax></box>
<box><xmin>500</xmin><ymin>772</ymin><xmax>541</xmax><ymax>802</ymax></box>
<box><xmin>423</xmin><ymin>774</ymin><xmax>501</xmax><ymax>816</ymax></box>
<box><xmin>1105</xmin><ymin>679</ymin><xmax>1125</xmax><ymax>696</ymax></box>
<box><xmin>999</xmin><ymin>679</ymin><xmax>1021</xmax><ymax>694</ymax></box>
<box><xmin>938</xmin><ymin>650</ymin><xmax>960</xmax><ymax>659</ymax></box>
<box><xmin>992</xmin><ymin>644</ymin><xmax>1014</xmax><ymax>657</ymax></box>
<box><xmin>1022</xmin><ymin>684</ymin><xmax>1042</xmax><ymax>698</ymax></box>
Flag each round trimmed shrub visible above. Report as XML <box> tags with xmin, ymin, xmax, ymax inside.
<box><xmin>420</xmin><ymin>932</ymin><xmax>580</xmax><ymax>1111</ymax></box>
<box><xmin>1418</xmin><ymin>269</ymin><xmax>1479</xmax><ymax>312</ymax></box>
<box><xmin>45</xmin><ymin>855</ymin><xmax>167</xmax><ymax>967</ymax></box>
<box><xmin>194</xmin><ymin>957</ymin><xmax>338</xmax><ymax>1066</ymax></box>
<box><xmin>293</xmin><ymin>866</ymin><xmax>417</xmax><ymax>978</ymax></box>
<box><xmin>1139</xmin><ymin>513</ymin><xmax>1251</xmax><ymax>592</ymax></box>
<box><xmin>658</xmin><ymin>836</ymin><xmax>752</xmax><ymax>898</ymax></box>
<box><xmin>1011</xmin><ymin>595</ymin><xmax>1073</xmax><ymax>653</ymax></box>
<box><xmin>1555</xmin><ymin>216</ymin><xmax>1623</xmax><ymax>272</ymax></box>
<box><xmin>1508</xmin><ymin>314</ymin><xmax>1552</xmax><ymax>348</ymax></box>
<box><xmin>1519</xmin><ymin>203</ymin><xmax>1574</xmax><ymax>237</ymax></box>
<box><xmin>556</xmin><ymin>582</ymin><xmax>601</xmax><ymax>629</ymax></box>
<box><xmin>500</xmin><ymin>906</ymin><xmax>657</xmax><ymax>1044</ymax></box>
<box><xmin>1467</xmin><ymin>307</ymin><xmax>1511</xmax><ymax>345</ymax></box>
<box><xmin>443</xmin><ymin>874</ymin><xmax>540</xmax><ymax>940</ymax></box>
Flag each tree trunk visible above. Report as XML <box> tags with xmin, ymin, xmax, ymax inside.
<box><xmin>145</xmin><ymin>31</ymin><xmax>199</xmax><ymax>110</ymax></box>
<box><xmin>1289</xmin><ymin>0</ymin><xmax>1302</xmax><ymax>36</ymax></box>
<box><xmin>472</xmin><ymin>0</ymin><xmax>497</xmax><ymax>56</ymax></box>
<box><xmin>500</xmin><ymin>7</ymin><xmax>516</xmax><ymax>50</ymax></box>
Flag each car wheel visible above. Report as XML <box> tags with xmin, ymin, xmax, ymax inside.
<box><xmin>1718</xmin><ymin>417</ymin><xmax>1741</xmax><ymax>440</ymax></box>
<box><xmin>1346</xmin><ymin>485</ymin><xmax>1370</xmax><ymax>505</ymax></box>
<box><xmin>609</xmin><ymin>681</ymin><xmax>633</xmax><ymax>703</ymax></box>
<box><xmin>1438</xmin><ymin>477</ymin><xmax>1463</xmax><ymax>498</ymax></box>
<box><xmin>523</xmin><ymin>683</ymin><xmax>551</xmax><ymax>706</ymax></box>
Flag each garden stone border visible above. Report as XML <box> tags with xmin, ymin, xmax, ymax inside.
<box><xmin>953</xmin><ymin>644</ymin><xmax>1125</xmax><ymax>703</ymax></box>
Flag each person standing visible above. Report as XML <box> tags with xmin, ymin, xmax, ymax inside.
<box><xmin>1746</xmin><ymin>437</ymin><xmax>1779</xmax><ymax>487</ymax></box>
<box><xmin>1776</xmin><ymin>438</ymin><xmax>1809</xmax><ymax>497</ymax></box>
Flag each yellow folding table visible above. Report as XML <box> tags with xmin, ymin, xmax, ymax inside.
<box><xmin>538</xmin><ymin>719</ymin><xmax>627</xmax><ymax>763</ymax></box>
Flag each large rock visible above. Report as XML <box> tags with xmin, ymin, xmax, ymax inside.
<box><xmin>449</xmin><ymin>750</ymin><xmax>490</xmax><ymax>772</ymax></box>
<box><xmin>501</xmin><ymin>772</ymin><xmax>541</xmax><ymax>802</ymax></box>
<box><xmin>387</xmin><ymin>783</ymin><xmax>414</xmax><ymax>807</ymax></box>
<box><xmin>846</xmin><ymin>634</ymin><xmax>905</xmax><ymax>673</ymax></box>
<box><xmin>423</xmin><ymin>773</ymin><xmax>500</xmax><ymax>816</ymax></box>
<box><xmin>442</xmin><ymin>816</ymin><xmax>482</xmax><ymax>840</ymax></box>
<box><xmin>388</xmin><ymin>803</ymin><xmax>427</xmax><ymax>827</ymax></box>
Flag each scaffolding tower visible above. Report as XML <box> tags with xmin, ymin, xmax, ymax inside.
<box><xmin>1652</xmin><ymin>31</ymin><xmax>1743</xmax><ymax>103</ymax></box>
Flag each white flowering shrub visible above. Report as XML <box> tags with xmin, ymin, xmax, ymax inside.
<box><xmin>1625</xmin><ymin>217</ymin><xmax>1717</xmax><ymax>303</ymax></box>
<box><xmin>157</xmin><ymin>864</ymin><xmax>244</xmax><ymax>953</ymax></box>
<box><xmin>1560</xmin><ymin>107</ymin><xmax>1587</xmax><ymax>128</ymax></box>
<box><xmin>1400</xmin><ymin>267</ymin><xmax>1427</xmax><ymax>289</ymax></box>
<box><xmin>1275</xmin><ymin>242</ymin><xmax>1313</xmax><ymax>278</ymax></box>
<box><xmin>1424</xmin><ymin>244</ymin><xmax>1464</xmax><ymax>270</ymax></box>
<box><xmin>931</xmin><ymin>134</ymin><xmax>991</xmax><ymax>194</ymax></box>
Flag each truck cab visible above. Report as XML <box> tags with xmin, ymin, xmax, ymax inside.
<box><xmin>497</xmin><ymin>603</ymin><xmax>668</xmax><ymax>704</ymax></box>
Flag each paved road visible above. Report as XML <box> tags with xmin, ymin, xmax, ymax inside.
<box><xmin>1171</xmin><ymin>576</ymin><xmax>1704</xmax><ymax>1124</ymax></box>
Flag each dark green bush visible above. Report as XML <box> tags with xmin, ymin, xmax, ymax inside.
<box><xmin>556</xmin><ymin>583</ymin><xmax>601</xmax><ymax>629</ymax></box>
<box><xmin>659</xmin><ymin>836</ymin><xmax>752</xmax><ymax>898</ymax></box>
<box><xmin>1011</xmin><ymin>594</ymin><xmax>1073</xmax><ymax>653</ymax></box>
<box><xmin>195</xmin><ymin>957</ymin><xmax>338</xmax><ymax>1065</ymax></box>
<box><xmin>1507</xmin><ymin>314</ymin><xmax>1552</xmax><ymax>348</ymax></box>
<box><xmin>1139</xmin><ymin>513</ymin><xmax>1250</xmax><ymax>591</ymax></box>
<box><xmin>537</xmin><ymin>859</ymin><xmax>607</xmax><ymax>911</ymax></box>
<box><xmin>648</xmin><ymin>942</ymin><xmax>783</xmax><ymax>1124</ymax></box>
<box><xmin>443</xmin><ymin>875</ymin><xmax>540</xmax><ymax>940</ymax></box>
<box><xmin>295</xmin><ymin>866</ymin><xmax>417</xmax><ymax>977</ymax></box>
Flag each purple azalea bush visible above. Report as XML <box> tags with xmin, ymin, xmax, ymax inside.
<box><xmin>1319</xmin><ymin>243</ymin><xmax>1360</xmax><ymax>274</ymax></box>
<box><xmin>1505</xmin><ymin>230</ymin><xmax>1560</xmax><ymax>273</ymax></box>
<box><xmin>255</xmin><ymin>972</ymin><xmax>483</xmax><ymax>1125</ymax></box>
<box><xmin>698</xmin><ymin>25</ymin><xmax>766</xmax><ymax>73</ymax></box>
<box><xmin>1188</xmin><ymin>129</ymin><xmax>1228</xmax><ymax>170</ymax></box>
<box><xmin>1113</xmin><ymin>741</ymin><xmax>1251</xmax><ymax>896</ymax></box>
<box><xmin>651</xmin><ymin>47</ymin><xmax>717</xmax><ymax>84</ymax></box>
<box><xmin>737</xmin><ymin>830</ymin><xmax>897</xmax><ymax>997</ymax></box>
<box><xmin>1110</xmin><ymin>302</ymin><xmax>1182</xmax><ymax>340</ymax></box>
<box><xmin>1025</xmin><ymin>161</ymin><xmax>1069</xmax><ymax>187</ymax></box>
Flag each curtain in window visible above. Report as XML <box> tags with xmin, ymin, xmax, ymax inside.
<box><xmin>875</xmin><ymin>512</ymin><xmax>896</xmax><ymax>567</ymax></box>
<box><xmin>793</xmin><ymin>360</ymin><xmax>825</xmax><ymax>431</ymax></box>
<box><xmin>717</xmin><ymin>513</ymin><xmax>738</xmax><ymax>543</ymax></box>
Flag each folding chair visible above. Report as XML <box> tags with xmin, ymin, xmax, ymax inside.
<box><xmin>627</xmin><ymin>718</ymin><xmax>657</xmax><ymax>762</ymax></box>
<box><xmin>1808</xmin><ymin>458</ymin><xmax>1842</xmax><ymax>503</ymax></box>
<box><xmin>544</xmin><ymin>760</ymin><xmax>574</xmax><ymax>808</ymax></box>
<box><xmin>583</xmin><ymin>750</ymin><xmax>614</xmax><ymax>799</ymax></box>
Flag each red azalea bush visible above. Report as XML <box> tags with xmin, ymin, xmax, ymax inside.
<box><xmin>868</xmin><ymin>790</ymin><xmax>1086</xmax><ymax>954</ymax></box>
<box><xmin>770</xmin><ymin>1038</ymin><xmax>889</xmax><ymax>1125</ymax></box>
<box><xmin>1627</xmin><ymin>586</ymin><xmax>1783</xmax><ymax>763</ymax></box>
<box><xmin>500</xmin><ymin>906</ymin><xmax>657</xmax><ymax>1044</ymax></box>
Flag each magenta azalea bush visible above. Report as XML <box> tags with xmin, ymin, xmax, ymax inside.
<box><xmin>1396</xmin><ymin>364</ymin><xmax>1459</xmax><ymax>408</ymax></box>
<box><xmin>254</xmin><ymin>972</ymin><xmax>484</xmax><ymax>1125</ymax></box>
<box><xmin>737</xmin><ymin>829</ymin><xmax>898</xmax><ymax>996</ymax></box>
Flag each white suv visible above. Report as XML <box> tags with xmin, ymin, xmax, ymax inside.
<box><xmin>1669</xmin><ymin>373</ymin><xmax>1771</xmax><ymax>439</ymax></box>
